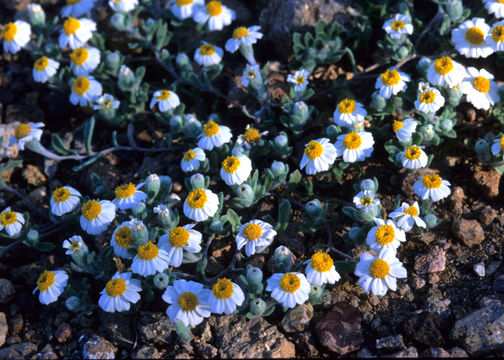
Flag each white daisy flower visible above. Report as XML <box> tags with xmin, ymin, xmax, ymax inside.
<box><xmin>110</xmin><ymin>222</ymin><xmax>135</xmax><ymax>259</ymax></box>
<box><xmin>287</xmin><ymin>69</ymin><xmax>310</xmax><ymax>93</ymax></box>
<box><xmin>300</xmin><ymin>138</ymin><xmax>337</xmax><ymax>175</ymax></box>
<box><xmin>208</xmin><ymin>277</ymin><xmax>245</xmax><ymax>315</ymax></box>
<box><xmin>304</xmin><ymin>252</ymin><xmax>341</xmax><ymax>287</ymax></box>
<box><xmin>415</xmin><ymin>86</ymin><xmax>445</xmax><ymax>114</ymax></box>
<box><xmin>194</xmin><ymin>43</ymin><xmax>223</xmax><ymax>67</ymax></box>
<box><xmin>158</xmin><ymin>224</ymin><xmax>202</xmax><ymax>267</ymax></box>
<box><xmin>333</xmin><ymin>98</ymin><xmax>367</xmax><ymax>128</ymax></box>
<box><xmin>220</xmin><ymin>154</ymin><xmax>252</xmax><ymax>185</ymax></box>
<box><xmin>375</xmin><ymin>67</ymin><xmax>410</xmax><ymax>99</ymax></box>
<box><xmin>388</xmin><ymin>201</ymin><xmax>426</xmax><ymax>232</ymax></box>
<box><xmin>241</xmin><ymin>64</ymin><xmax>261</xmax><ymax>87</ymax></box>
<box><xmin>170</xmin><ymin>0</ymin><xmax>204</xmax><ymax>20</ymax></box>
<box><xmin>93</xmin><ymin>93</ymin><xmax>120</xmax><ymax>111</ymax></box>
<box><xmin>353</xmin><ymin>190</ymin><xmax>380</xmax><ymax>213</ymax></box>
<box><xmin>236</xmin><ymin>125</ymin><xmax>267</xmax><ymax>149</ymax></box>
<box><xmin>61</xmin><ymin>0</ymin><xmax>96</xmax><ymax>18</ymax></box>
<box><xmin>150</xmin><ymin>90</ymin><xmax>180</xmax><ymax>112</ymax></box>
<box><xmin>50</xmin><ymin>186</ymin><xmax>81</xmax><ymax>216</ymax></box>
<box><xmin>392</xmin><ymin>118</ymin><xmax>417</xmax><ymax>142</ymax></box>
<box><xmin>225</xmin><ymin>25</ymin><xmax>263</xmax><ymax>53</ymax></box>
<box><xmin>1</xmin><ymin>20</ymin><xmax>31</xmax><ymax>54</ymax></box>
<box><xmin>193</xmin><ymin>0</ymin><xmax>235</xmax><ymax>31</ymax></box>
<box><xmin>266</xmin><ymin>272</ymin><xmax>311</xmax><ymax>308</ymax></box>
<box><xmin>382</xmin><ymin>13</ymin><xmax>413</xmax><ymax>39</ymax></box>
<box><xmin>109</xmin><ymin>0</ymin><xmax>138</xmax><ymax>12</ymax></box>
<box><xmin>0</xmin><ymin>207</ymin><xmax>25</xmax><ymax>237</ymax></box>
<box><xmin>197</xmin><ymin>121</ymin><xmax>232</xmax><ymax>150</ymax></box>
<box><xmin>484</xmin><ymin>0</ymin><xmax>504</xmax><ymax>18</ymax></box>
<box><xmin>162</xmin><ymin>279</ymin><xmax>211</xmax><ymax>327</ymax></box>
<box><xmin>69</xmin><ymin>46</ymin><xmax>100</xmax><ymax>76</ymax></box>
<box><xmin>491</xmin><ymin>135</ymin><xmax>504</xmax><ymax>158</ymax></box>
<box><xmin>34</xmin><ymin>270</ymin><xmax>68</xmax><ymax>305</ymax></box>
<box><xmin>413</xmin><ymin>173</ymin><xmax>451</xmax><ymax>202</ymax></box>
<box><xmin>181</xmin><ymin>147</ymin><xmax>206</xmax><ymax>172</ymax></box>
<box><xmin>70</xmin><ymin>75</ymin><xmax>103</xmax><ymax>106</ymax></box>
<box><xmin>401</xmin><ymin>145</ymin><xmax>428</xmax><ymax>169</ymax></box>
<box><xmin>366</xmin><ymin>219</ymin><xmax>406</xmax><ymax>251</ymax></box>
<box><xmin>99</xmin><ymin>272</ymin><xmax>142</xmax><ymax>312</ymax></box>
<box><xmin>131</xmin><ymin>241</ymin><xmax>170</xmax><ymax>276</ymax></box>
<box><xmin>427</xmin><ymin>56</ymin><xmax>466</xmax><ymax>88</ymax></box>
<box><xmin>33</xmin><ymin>56</ymin><xmax>60</xmax><ymax>83</ymax></box>
<box><xmin>9</xmin><ymin>122</ymin><xmax>44</xmax><ymax>150</ymax></box>
<box><xmin>58</xmin><ymin>17</ymin><xmax>96</xmax><ymax>50</ymax></box>
<box><xmin>112</xmin><ymin>182</ymin><xmax>147</xmax><ymax>211</ymax></box>
<box><xmin>451</xmin><ymin>18</ymin><xmax>493</xmax><ymax>58</ymax></box>
<box><xmin>80</xmin><ymin>199</ymin><xmax>116</xmax><ymax>235</ymax></box>
<box><xmin>235</xmin><ymin>219</ymin><xmax>277</xmax><ymax>256</ymax></box>
<box><xmin>355</xmin><ymin>248</ymin><xmax>407</xmax><ymax>296</ymax></box>
<box><xmin>488</xmin><ymin>21</ymin><xmax>504</xmax><ymax>51</ymax></box>
<box><xmin>461</xmin><ymin>67</ymin><xmax>500</xmax><ymax>110</ymax></box>
<box><xmin>63</xmin><ymin>235</ymin><xmax>88</xmax><ymax>255</ymax></box>
<box><xmin>335</xmin><ymin>131</ymin><xmax>374</xmax><ymax>163</ymax></box>
<box><xmin>183</xmin><ymin>188</ymin><xmax>219</xmax><ymax>222</ymax></box>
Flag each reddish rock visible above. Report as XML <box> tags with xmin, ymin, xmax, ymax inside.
<box><xmin>451</xmin><ymin>219</ymin><xmax>485</xmax><ymax>247</ymax></box>
<box><xmin>414</xmin><ymin>243</ymin><xmax>450</xmax><ymax>274</ymax></box>
<box><xmin>55</xmin><ymin>323</ymin><xmax>71</xmax><ymax>343</ymax></box>
<box><xmin>449</xmin><ymin>187</ymin><xmax>465</xmax><ymax>216</ymax></box>
<box><xmin>472</xmin><ymin>169</ymin><xmax>501</xmax><ymax>200</ymax></box>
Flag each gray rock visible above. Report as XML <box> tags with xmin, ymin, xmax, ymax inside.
<box><xmin>0</xmin><ymin>312</ymin><xmax>8</xmax><ymax>347</ymax></box>
<box><xmin>411</xmin><ymin>276</ymin><xmax>425</xmax><ymax>290</ymax></box>
<box><xmin>385</xmin><ymin>346</ymin><xmax>418</xmax><ymax>358</ymax></box>
<box><xmin>315</xmin><ymin>302</ymin><xmax>364</xmax><ymax>355</ymax></box>
<box><xmin>477</xmin><ymin>206</ymin><xmax>497</xmax><ymax>226</ymax></box>
<box><xmin>100</xmin><ymin>312</ymin><xmax>133</xmax><ymax>346</ymax></box>
<box><xmin>0</xmin><ymin>278</ymin><xmax>15</xmax><ymax>304</ymax></box>
<box><xmin>82</xmin><ymin>335</ymin><xmax>117</xmax><ymax>359</ymax></box>
<box><xmin>451</xmin><ymin>302</ymin><xmax>504</xmax><ymax>355</ymax></box>
<box><xmin>281</xmin><ymin>303</ymin><xmax>313</xmax><ymax>332</ymax></box>
<box><xmin>193</xmin><ymin>340</ymin><xmax>218</xmax><ymax>359</ymax></box>
<box><xmin>494</xmin><ymin>274</ymin><xmax>504</xmax><ymax>296</ymax></box>
<box><xmin>402</xmin><ymin>312</ymin><xmax>446</xmax><ymax>347</ymax></box>
<box><xmin>8</xmin><ymin>313</ymin><xmax>23</xmax><ymax>335</ymax></box>
<box><xmin>0</xmin><ymin>342</ymin><xmax>37</xmax><ymax>359</ymax></box>
<box><xmin>414</xmin><ymin>243</ymin><xmax>450</xmax><ymax>274</ymax></box>
<box><xmin>422</xmin><ymin>347</ymin><xmax>450</xmax><ymax>358</ymax></box>
<box><xmin>424</xmin><ymin>295</ymin><xmax>452</xmax><ymax>318</ymax></box>
<box><xmin>376</xmin><ymin>335</ymin><xmax>405</xmax><ymax>350</ymax></box>
<box><xmin>447</xmin><ymin>347</ymin><xmax>468</xmax><ymax>357</ymax></box>
<box><xmin>33</xmin><ymin>344</ymin><xmax>58</xmax><ymax>360</ymax></box>
<box><xmin>487</xmin><ymin>262</ymin><xmax>501</xmax><ymax>276</ymax></box>
<box><xmin>451</xmin><ymin>219</ymin><xmax>484</xmax><ymax>247</ymax></box>
<box><xmin>138</xmin><ymin>313</ymin><xmax>176</xmax><ymax>346</ymax></box>
<box><xmin>210</xmin><ymin>315</ymin><xmax>295</xmax><ymax>358</ymax></box>
<box><xmin>55</xmin><ymin>322</ymin><xmax>71</xmax><ymax>343</ymax></box>
<box><xmin>473</xmin><ymin>262</ymin><xmax>485</xmax><ymax>277</ymax></box>
<box><xmin>292</xmin><ymin>331</ymin><xmax>319</xmax><ymax>357</ymax></box>
<box><xmin>131</xmin><ymin>346</ymin><xmax>161</xmax><ymax>359</ymax></box>
<box><xmin>357</xmin><ymin>347</ymin><xmax>376</xmax><ymax>358</ymax></box>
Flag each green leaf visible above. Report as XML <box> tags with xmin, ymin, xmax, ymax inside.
<box><xmin>35</xmin><ymin>242</ymin><xmax>56</xmax><ymax>252</ymax></box>
<box><xmin>282</xmin><ymin>170</ymin><xmax>302</xmax><ymax>197</ymax></box>
<box><xmin>83</xmin><ymin>117</ymin><xmax>95</xmax><ymax>154</ymax></box>
<box><xmin>333</xmin><ymin>260</ymin><xmax>356</xmax><ymax>274</ymax></box>
<box><xmin>276</xmin><ymin>199</ymin><xmax>291</xmax><ymax>232</ymax></box>
<box><xmin>315</xmin><ymin>20</ymin><xmax>327</xmax><ymax>35</ymax></box>
<box><xmin>51</xmin><ymin>134</ymin><xmax>77</xmax><ymax>155</ymax></box>
<box><xmin>72</xmin><ymin>153</ymin><xmax>102</xmax><ymax>172</ymax></box>
<box><xmin>293</xmin><ymin>32</ymin><xmax>303</xmax><ymax>47</ymax></box>
<box><xmin>304</xmin><ymin>32</ymin><xmax>314</xmax><ymax>47</ymax></box>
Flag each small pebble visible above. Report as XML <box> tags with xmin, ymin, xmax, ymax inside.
<box><xmin>473</xmin><ymin>262</ymin><xmax>485</xmax><ymax>277</ymax></box>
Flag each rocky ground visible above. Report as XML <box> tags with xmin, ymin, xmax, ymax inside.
<box><xmin>1</xmin><ymin>0</ymin><xmax>504</xmax><ymax>358</ymax></box>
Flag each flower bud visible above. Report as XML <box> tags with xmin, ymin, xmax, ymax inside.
<box><xmin>144</xmin><ymin>173</ymin><xmax>161</xmax><ymax>201</ymax></box>
<box><xmin>245</xmin><ymin>266</ymin><xmax>264</xmax><ymax>294</ymax></box>
<box><xmin>190</xmin><ymin>173</ymin><xmax>206</xmax><ymax>190</ymax></box>
<box><xmin>360</xmin><ymin>178</ymin><xmax>377</xmax><ymax>192</ymax></box>
<box><xmin>153</xmin><ymin>272</ymin><xmax>170</xmax><ymax>290</ymax></box>
<box><xmin>439</xmin><ymin>119</ymin><xmax>454</xmax><ymax>132</ymax></box>
<box><xmin>129</xmin><ymin>219</ymin><xmax>149</xmax><ymax>245</ymax></box>
<box><xmin>416</xmin><ymin>57</ymin><xmax>431</xmax><ymax>76</ymax></box>
<box><xmin>65</xmin><ymin>296</ymin><xmax>82</xmax><ymax>312</ymax></box>
<box><xmin>397</xmin><ymin>46</ymin><xmax>409</xmax><ymax>60</ymax></box>
<box><xmin>420</xmin><ymin>124</ymin><xmax>435</xmax><ymax>142</ymax></box>
<box><xmin>271</xmin><ymin>161</ymin><xmax>287</xmax><ymax>178</ymax></box>
<box><xmin>445</xmin><ymin>0</ymin><xmax>463</xmax><ymax>22</ymax></box>
<box><xmin>105</xmin><ymin>51</ymin><xmax>121</xmax><ymax>76</ymax></box>
<box><xmin>132</xmin><ymin>202</ymin><xmax>147</xmax><ymax>220</ymax></box>
<box><xmin>27</xmin><ymin>4</ymin><xmax>45</xmax><ymax>26</ymax></box>
<box><xmin>475</xmin><ymin>139</ymin><xmax>491</xmax><ymax>162</ymax></box>
<box><xmin>110</xmin><ymin>13</ymin><xmax>127</xmax><ymax>30</ymax></box>
<box><xmin>236</xmin><ymin>184</ymin><xmax>255</xmax><ymax>202</ymax></box>
<box><xmin>348</xmin><ymin>226</ymin><xmax>362</xmax><ymax>241</ymax></box>
<box><xmin>291</xmin><ymin>101</ymin><xmax>309</xmax><ymax>126</ymax></box>
<box><xmin>447</xmin><ymin>88</ymin><xmax>463</xmax><ymax>107</ymax></box>
<box><xmin>26</xmin><ymin>229</ymin><xmax>39</xmax><ymax>244</ymax></box>
<box><xmin>305</xmin><ymin>199</ymin><xmax>324</xmax><ymax>220</ymax></box>
<box><xmin>209</xmin><ymin>220</ymin><xmax>224</xmax><ymax>234</ymax></box>
<box><xmin>370</xmin><ymin>91</ymin><xmax>387</xmax><ymax>111</ymax></box>
<box><xmin>423</xmin><ymin>214</ymin><xmax>438</xmax><ymax>229</ymax></box>
<box><xmin>117</xmin><ymin>65</ymin><xmax>137</xmax><ymax>90</ymax></box>
<box><xmin>176</xmin><ymin>53</ymin><xmax>192</xmax><ymax>71</ymax></box>
<box><xmin>325</xmin><ymin>125</ymin><xmax>339</xmax><ymax>138</ymax></box>
<box><xmin>183</xmin><ymin>114</ymin><xmax>202</xmax><ymax>138</ymax></box>
<box><xmin>170</xmin><ymin>115</ymin><xmax>183</xmax><ymax>132</ymax></box>
<box><xmin>159</xmin><ymin>176</ymin><xmax>173</xmax><ymax>194</ymax></box>
<box><xmin>250</xmin><ymin>298</ymin><xmax>267</xmax><ymax>316</ymax></box>
<box><xmin>154</xmin><ymin>205</ymin><xmax>178</xmax><ymax>228</ymax></box>
<box><xmin>274</xmin><ymin>133</ymin><xmax>289</xmax><ymax>148</ymax></box>
<box><xmin>274</xmin><ymin>245</ymin><xmax>293</xmax><ymax>273</ymax></box>
<box><xmin>309</xmin><ymin>284</ymin><xmax>323</xmax><ymax>299</ymax></box>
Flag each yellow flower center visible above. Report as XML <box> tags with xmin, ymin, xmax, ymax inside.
<box><xmin>53</xmin><ymin>187</ymin><xmax>71</xmax><ymax>203</ymax></box>
<box><xmin>404</xmin><ymin>205</ymin><xmax>418</xmax><ymax>216</ymax></box>
<box><xmin>187</xmin><ymin>189</ymin><xmax>207</xmax><ymax>209</ymax></box>
<box><xmin>499</xmin><ymin>0</ymin><xmax>504</xmax><ymax>3</ymax></box>
<box><xmin>70</xmin><ymin>47</ymin><xmax>89</xmax><ymax>66</ymax></box>
<box><xmin>380</xmin><ymin>69</ymin><xmax>400</xmax><ymax>86</ymax></box>
<box><xmin>296</xmin><ymin>76</ymin><xmax>305</xmax><ymax>86</ymax></box>
<box><xmin>15</xmin><ymin>124</ymin><xmax>31</xmax><ymax>139</ymax></box>
<box><xmin>72</xmin><ymin>76</ymin><xmax>90</xmax><ymax>96</ymax></box>
<box><xmin>337</xmin><ymin>98</ymin><xmax>356</xmax><ymax>114</ymax></box>
<box><xmin>465</xmin><ymin>27</ymin><xmax>485</xmax><ymax>45</ymax></box>
<box><xmin>169</xmin><ymin>227</ymin><xmax>190</xmax><ymax>247</ymax></box>
<box><xmin>243</xmin><ymin>128</ymin><xmax>261</xmax><ymax>144</ymax></box>
<box><xmin>369</xmin><ymin>259</ymin><xmax>390</xmax><ymax>279</ymax></box>
<box><xmin>391</xmin><ymin>20</ymin><xmax>405</xmax><ymax>31</ymax></box>
<box><xmin>360</xmin><ymin>196</ymin><xmax>373</xmax><ymax>206</ymax></box>
<box><xmin>206</xmin><ymin>1</ymin><xmax>222</xmax><ymax>16</ymax></box>
<box><xmin>473</xmin><ymin>76</ymin><xmax>490</xmax><ymax>93</ymax></box>
<box><xmin>115</xmin><ymin>183</ymin><xmax>136</xmax><ymax>199</ymax></box>
<box><xmin>178</xmin><ymin>292</ymin><xmax>199</xmax><ymax>311</ymax></box>
<box><xmin>500</xmin><ymin>136</ymin><xmax>504</xmax><ymax>151</ymax></box>
<box><xmin>233</xmin><ymin>27</ymin><xmax>249</xmax><ymax>39</ymax></box>
<box><xmin>176</xmin><ymin>0</ymin><xmax>193</xmax><ymax>5</ymax></box>
<box><xmin>242</xmin><ymin>223</ymin><xmax>262</xmax><ymax>241</ymax></box>
<box><xmin>115</xmin><ymin>226</ymin><xmax>134</xmax><ymax>248</ymax></box>
<box><xmin>310</xmin><ymin>252</ymin><xmax>333</xmax><ymax>272</ymax></box>
<box><xmin>66</xmin><ymin>0</ymin><xmax>81</xmax><ymax>4</ymax></box>
<box><xmin>492</xmin><ymin>25</ymin><xmax>504</xmax><ymax>42</ymax></box>
<box><xmin>404</xmin><ymin>145</ymin><xmax>422</xmax><ymax>160</ymax></box>
<box><xmin>81</xmin><ymin>200</ymin><xmax>101</xmax><ymax>220</ymax></box>
<box><xmin>137</xmin><ymin>242</ymin><xmax>159</xmax><ymax>260</ymax></box>
<box><xmin>1</xmin><ymin>22</ymin><xmax>17</xmax><ymax>42</ymax></box>
<box><xmin>434</xmin><ymin>57</ymin><xmax>453</xmax><ymax>75</ymax></box>
<box><xmin>279</xmin><ymin>273</ymin><xmax>301</xmax><ymax>293</ymax></box>
<box><xmin>222</xmin><ymin>156</ymin><xmax>241</xmax><ymax>173</ymax></box>
<box><xmin>199</xmin><ymin>44</ymin><xmax>216</xmax><ymax>56</ymax></box>
<box><xmin>63</xmin><ymin>17</ymin><xmax>81</xmax><ymax>35</ymax></box>
<box><xmin>70</xmin><ymin>241</ymin><xmax>81</xmax><ymax>252</ymax></box>
<box><xmin>203</xmin><ymin>121</ymin><xmax>219</xmax><ymax>136</ymax></box>
<box><xmin>0</xmin><ymin>210</ymin><xmax>17</xmax><ymax>227</ymax></box>
<box><xmin>34</xmin><ymin>57</ymin><xmax>49</xmax><ymax>71</ymax></box>
<box><xmin>105</xmin><ymin>278</ymin><xmax>127</xmax><ymax>297</ymax></box>
<box><xmin>246</xmin><ymin>70</ymin><xmax>256</xmax><ymax>79</ymax></box>
<box><xmin>37</xmin><ymin>270</ymin><xmax>56</xmax><ymax>292</ymax></box>
<box><xmin>375</xmin><ymin>225</ymin><xmax>395</xmax><ymax>245</ymax></box>
<box><xmin>419</xmin><ymin>90</ymin><xmax>435</xmax><ymax>104</ymax></box>
<box><xmin>183</xmin><ymin>149</ymin><xmax>196</xmax><ymax>161</ymax></box>
<box><xmin>155</xmin><ymin>90</ymin><xmax>171</xmax><ymax>101</ymax></box>
<box><xmin>392</xmin><ymin>120</ymin><xmax>404</xmax><ymax>133</ymax></box>
<box><xmin>212</xmin><ymin>278</ymin><xmax>234</xmax><ymax>299</ymax></box>
<box><xmin>343</xmin><ymin>132</ymin><xmax>362</xmax><ymax>150</ymax></box>
<box><xmin>304</xmin><ymin>140</ymin><xmax>323</xmax><ymax>160</ymax></box>
<box><xmin>422</xmin><ymin>174</ymin><xmax>442</xmax><ymax>189</ymax></box>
